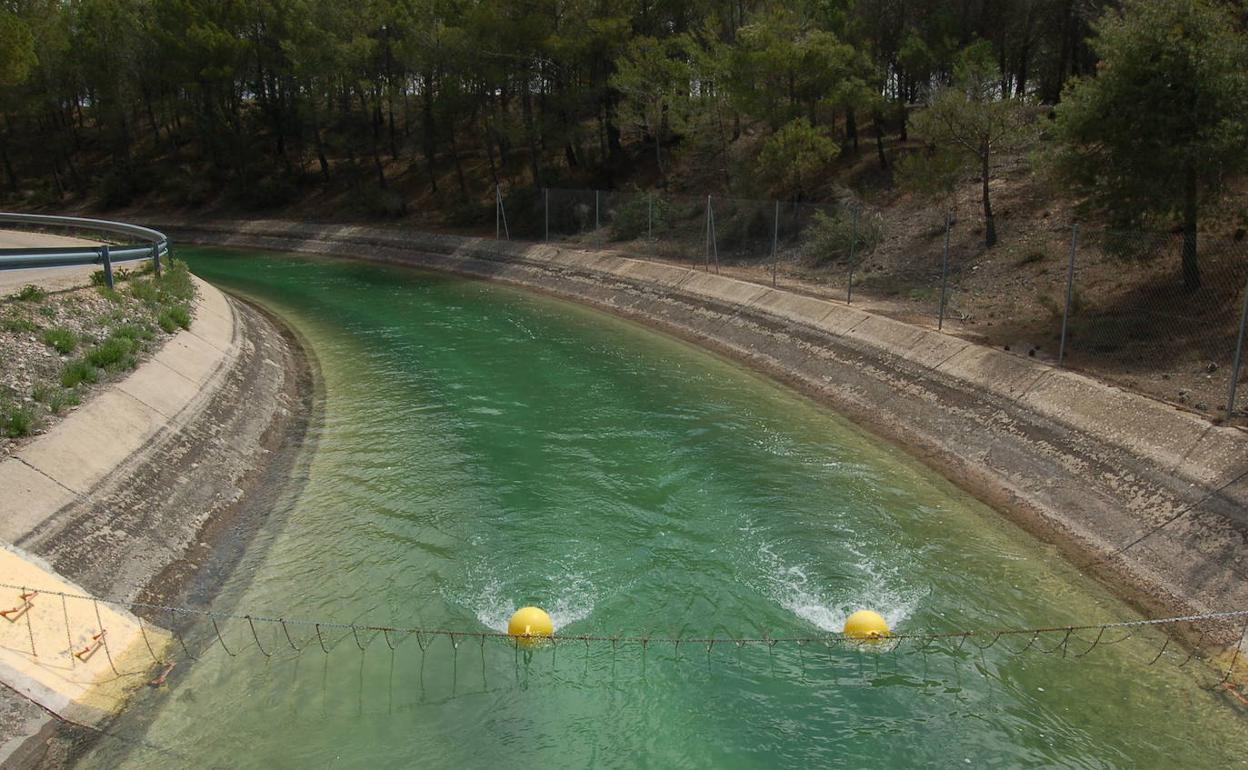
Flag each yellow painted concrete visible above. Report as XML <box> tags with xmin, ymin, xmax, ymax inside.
<box><xmin>0</xmin><ymin>545</ymin><xmax>169</xmax><ymax>722</ymax></box>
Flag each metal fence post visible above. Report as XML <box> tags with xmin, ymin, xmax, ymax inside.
<box><xmin>847</xmin><ymin>205</ymin><xmax>859</xmax><ymax>304</ymax></box>
<box><xmin>704</xmin><ymin>195</ymin><xmax>712</xmax><ymax>272</ymax></box>
<box><xmin>711</xmin><ymin>200</ymin><xmax>719</xmax><ymax>275</ymax></box>
<box><xmin>647</xmin><ymin>194</ymin><xmax>653</xmax><ymax>241</ymax></box>
<box><xmin>1058</xmin><ymin>224</ymin><xmax>1079</xmax><ymax>367</ymax></box>
<box><xmin>495</xmin><ymin>186</ymin><xmax>510</xmax><ymax>241</ymax></box>
<box><xmin>151</xmin><ymin>242</ymin><xmax>161</xmax><ymax>276</ymax></box>
<box><xmin>543</xmin><ymin>187</ymin><xmax>549</xmax><ymax>242</ymax></box>
<box><xmin>495</xmin><ymin>186</ymin><xmax>501</xmax><ymax>240</ymax></box>
<box><xmin>937</xmin><ymin>215</ymin><xmax>950</xmax><ymax>330</ymax></box>
<box><xmin>594</xmin><ymin>190</ymin><xmax>600</xmax><ymax>231</ymax></box>
<box><xmin>100</xmin><ymin>244</ymin><xmax>113</xmax><ymax>289</ymax></box>
<box><xmin>1227</xmin><ymin>276</ymin><xmax>1248</xmax><ymax>419</ymax></box>
<box><xmin>771</xmin><ymin>200</ymin><xmax>779</xmax><ymax>288</ymax></box>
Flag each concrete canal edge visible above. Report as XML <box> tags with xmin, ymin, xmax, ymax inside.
<box><xmin>168</xmin><ymin>220</ymin><xmax>1247</xmax><ymax>654</ymax></box>
<box><xmin>0</xmin><ymin>277</ymin><xmax>312</xmax><ymax>766</ymax></box>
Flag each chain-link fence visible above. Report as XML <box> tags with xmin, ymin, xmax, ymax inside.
<box><xmin>488</xmin><ymin>186</ymin><xmax>1248</xmax><ymax>424</ymax></box>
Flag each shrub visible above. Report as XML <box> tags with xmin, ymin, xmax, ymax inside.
<box><xmin>0</xmin><ymin>402</ymin><xmax>37</xmax><ymax>438</ymax></box>
<box><xmin>800</xmin><ymin>209</ymin><xmax>883</xmax><ymax>265</ymax></box>
<box><xmin>10</xmin><ymin>285</ymin><xmax>46</xmax><ymax>302</ymax></box>
<box><xmin>40</xmin><ymin>327</ymin><xmax>77</xmax><ymax>354</ymax></box>
<box><xmin>609</xmin><ymin>195</ymin><xmax>671</xmax><ymax>241</ymax></box>
<box><xmin>158</xmin><ymin>305</ymin><xmax>192</xmax><ymax>333</ymax></box>
<box><xmin>85</xmin><ymin>335</ymin><xmax>136</xmax><ymax>371</ymax></box>
<box><xmin>61</xmin><ymin>359</ymin><xmax>98</xmax><ymax>388</ymax></box>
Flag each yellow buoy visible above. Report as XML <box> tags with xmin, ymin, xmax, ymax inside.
<box><xmin>507</xmin><ymin>606</ymin><xmax>554</xmax><ymax>647</ymax></box>
<box><xmin>843</xmin><ymin>609</ymin><xmax>890</xmax><ymax>640</ymax></box>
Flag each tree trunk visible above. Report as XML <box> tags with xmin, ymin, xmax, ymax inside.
<box><xmin>981</xmin><ymin>149</ymin><xmax>996</xmax><ymax>247</ymax></box>
<box><xmin>873</xmin><ymin>112</ymin><xmax>889</xmax><ymax>170</ymax></box>
<box><xmin>421</xmin><ymin>71</ymin><xmax>438</xmax><ymax>193</ymax></box>
<box><xmin>0</xmin><ymin>135</ymin><xmax>17</xmax><ymax>192</ymax></box>
<box><xmin>846</xmin><ymin>109</ymin><xmax>858</xmax><ymax>152</ymax></box>
<box><xmin>1182</xmin><ymin>164</ymin><xmax>1201</xmax><ymax>290</ymax></box>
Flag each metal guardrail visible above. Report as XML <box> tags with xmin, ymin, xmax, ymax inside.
<box><xmin>0</xmin><ymin>213</ymin><xmax>170</xmax><ymax>287</ymax></box>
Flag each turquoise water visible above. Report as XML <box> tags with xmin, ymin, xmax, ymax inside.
<box><xmin>81</xmin><ymin>248</ymin><xmax>1245</xmax><ymax>768</ymax></box>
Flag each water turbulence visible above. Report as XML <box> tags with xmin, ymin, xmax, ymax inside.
<box><xmin>79</xmin><ymin>248</ymin><xmax>1247</xmax><ymax>769</ymax></box>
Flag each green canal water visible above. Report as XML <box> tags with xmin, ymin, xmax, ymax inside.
<box><xmin>81</xmin><ymin>248</ymin><xmax>1244</xmax><ymax>769</ymax></box>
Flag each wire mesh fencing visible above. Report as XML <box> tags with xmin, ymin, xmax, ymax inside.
<box><xmin>1061</xmin><ymin>229</ymin><xmax>1248</xmax><ymax>419</ymax></box>
<box><xmin>490</xmin><ymin>187</ymin><xmax>1248</xmax><ymax>422</ymax></box>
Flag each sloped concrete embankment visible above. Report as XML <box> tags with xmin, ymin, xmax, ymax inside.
<box><xmin>0</xmin><ymin>277</ymin><xmax>308</xmax><ymax>766</ymax></box>
<box><xmin>171</xmin><ymin>221</ymin><xmax>1248</xmax><ymax>642</ymax></box>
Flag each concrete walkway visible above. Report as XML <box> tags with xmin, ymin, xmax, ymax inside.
<box><xmin>0</xmin><ymin>231</ymin><xmax>101</xmax><ymax>295</ymax></box>
<box><xmin>0</xmin><ymin>277</ymin><xmax>234</xmax><ymax>751</ymax></box>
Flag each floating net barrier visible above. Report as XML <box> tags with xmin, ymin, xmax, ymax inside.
<box><xmin>0</xmin><ymin>582</ymin><xmax>1244</xmax><ymax>691</ymax></box>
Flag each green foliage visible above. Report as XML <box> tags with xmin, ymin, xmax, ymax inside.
<box><xmin>158</xmin><ymin>305</ymin><xmax>192</xmax><ymax>333</ymax></box>
<box><xmin>85</xmin><ymin>335</ymin><xmax>137</xmax><ymax>371</ymax></box>
<box><xmin>608</xmin><ymin>195</ymin><xmax>669</xmax><ymax>241</ymax></box>
<box><xmin>0</xmin><ymin>401</ymin><xmax>37</xmax><ymax>438</ymax></box>
<box><xmin>756</xmin><ymin>118</ymin><xmax>839</xmax><ymax>199</ymax></box>
<box><xmin>32</xmin><ymin>383</ymin><xmax>80</xmax><ymax>414</ymax></box>
<box><xmin>610</xmin><ymin>36</ymin><xmax>694</xmax><ymax>176</ymax></box>
<box><xmin>896</xmin><ymin>146</ymin><xmax>965</xmax><ymax>216</ymax></box>
<box><xmin>1</xmin><ymin>314</ymin><xmax>37</xmax><ymax>333</ymax></box>
<box><xmin>10</xmin><ymin>285</ymin><xmax>46</xmax><ymax>302</ymax></box>
<box><xmin>112</xmin><ymin>323</ymin><xmax>155</xmax><ymax>343</ymax></box>
<box><xmin>96</xmin><ymin>286</ymin><xmax>124</xmax><ymax>303</ymax></box>
<box><xmin>40</xmin><ymin>327</ymin><xmax>78</xmax><ymax>355</ymax></box>
<box><xmin>908</xmin><ymin>41</ymin><xmax>1037</xmax><ymax>246</ymax></box>
<box><xmin>60</xmin><ymin>359</ymin><xmax>98</xmax><ymax>388</ymax></box>
<box><xmin>801</xmin><ymin>209</ymin><xmax>882</xmax><ymax>264</ymax></box>
<box><xmin>0</xmin><ymin>9</ymin><xmax>35</xmax><ymax>86</ymax></box>
<box><xmin>1051</xmin><ymin>0</ymin><xmax>1248</xmax><ymax>287</ymax></box>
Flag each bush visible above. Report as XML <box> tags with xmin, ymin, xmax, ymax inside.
<box><xmin>85</xmin><ymin>335</ymin><xmax>136</xmax><ymax>371</ymax></box>
<box><xmin>40</xmin><ymin>327</ymin><xmax>77</xmax><ymax>354</ymax></box>
<box><xmin>0</xmin><ymin>402</ymin><xmax>37</xmax><ymax>438</ymax></box>
<box><xmin>10</xmin><ymin>285</ymin><xmax>46</xmax><ymax>302</ymax></box>
<box><xmin>608</xmin><ymin>195</ymin><xmax>670</xmax><ymax>241</ymax></box>
<box><xmin>61</xmin><ymin>359</ymin><xmax>98</xmax><ymax>388</ymax></box>
<box><xmin>158</xmin><ymin>305</ymin><xmax>191</xmax><ymax>333</ymax></box>
<box><xmin>800</xmin><ymin>208</ymin><xmax>883</xmax><ymax>265</ymax></box>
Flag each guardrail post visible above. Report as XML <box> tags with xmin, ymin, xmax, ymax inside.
<box><xmin>100</xmin><ymin>244</ymin><xmax>113</xmax><ymax>289</ymax></box>
<box><xmin>1058</xmin><ymin>224</ymin><xmax>1079</xmax><ymax>367</ymax></box>
<box><xmin>937</xmin><ymin>215</ymin><xmax>950</xmax><ymax>331</ymax></box>
<box><xmin>1227</xmin><ymin>275</ymin><xmax>1248</xmax><ymax>420</ymax></box>
<box><xmin>151</xmin><ymin>242</ymin><xmax>161</xmax><ymax>277</ymax></box>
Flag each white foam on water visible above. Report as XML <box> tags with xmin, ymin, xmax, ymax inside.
<box><xmin>467</xmin><ymin>571</ymin><xmax>597</xmax><ymax>632</ymax></box>
<box><xmin>752</xmin><ymin>535</ymin><xmax>921</xmax><ymax>634</ymax></box>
